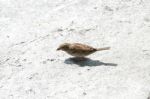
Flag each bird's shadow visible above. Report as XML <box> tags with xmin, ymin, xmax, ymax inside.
<box><xmin>64</xmin><ymin>57</ymin><xmax>118</xmax><ymax>67</ymax></box>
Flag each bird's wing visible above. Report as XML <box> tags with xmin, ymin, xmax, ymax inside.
<box><xmin>69</xmin><ymin>43</ymin><xmax>96</xmax><ymax>51</ymax></box>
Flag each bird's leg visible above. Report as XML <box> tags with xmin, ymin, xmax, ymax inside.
<box><xmin>75</xmin><ymin>57</ymin><xmax>85</xmax><ymax>61</ymax></box>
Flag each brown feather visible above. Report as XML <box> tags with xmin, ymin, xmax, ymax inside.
<box><xmin>69</xmin><ymin>43</ymin><xmax>96</xmax><ymax>51</ymax></box>
<box><xmin>57</xmin><ymin>43</ymin><xmax>110</xmax><ymax>57</ymax></box>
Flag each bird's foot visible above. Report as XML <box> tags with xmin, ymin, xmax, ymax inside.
<box><xmin>72</xmin><ymin>57</ymin><xmax>86</xmax><ymax>61</ymax></box>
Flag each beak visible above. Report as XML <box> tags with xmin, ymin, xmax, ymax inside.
<box><xmin>57</xmin><ymin>48</ymin><xmax>60</xmax><ymax>51</ymax></box>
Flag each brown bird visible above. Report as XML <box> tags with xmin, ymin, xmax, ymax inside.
<box><xmin>57</xmin><ymin>43</ymin><xmax>110</xmax><ymax>57</ymax></box>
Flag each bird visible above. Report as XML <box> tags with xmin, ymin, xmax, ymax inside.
<box><xmin>57</xmin><ymin>43</ymin><xmax>110</xmax><ymax>58</ymax></box>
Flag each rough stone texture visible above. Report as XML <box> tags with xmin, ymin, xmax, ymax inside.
<box><xmin>0</xmin><ymin>0</ymin><xmax>150</xmax><ymax>99</ymax></box>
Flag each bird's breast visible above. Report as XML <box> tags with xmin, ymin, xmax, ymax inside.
<box><xmin>65</xmin><ymin>49</ymin><xmax>95</xmax><ymax>57</ymax></box>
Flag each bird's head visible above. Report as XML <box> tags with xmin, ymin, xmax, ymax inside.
<box><xmin>57</xmin><ymin>43</ymin><xmax>70</xmax><ymax>51</ymax></box>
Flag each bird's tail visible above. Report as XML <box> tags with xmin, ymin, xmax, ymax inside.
<box><xmin>96</xmin><ymin>47</ymin><xmax>110</xmax><ymax>51</ymax></box>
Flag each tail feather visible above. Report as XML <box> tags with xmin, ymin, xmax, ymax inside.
<box><xmin>96</xmin><ymin>47</ymin><xmax>110</xmax><ymax>51</ymax></box>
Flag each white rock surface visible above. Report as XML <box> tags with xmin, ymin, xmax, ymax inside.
<box><xmin>0</xmin><ymin>0</ymin><xmax>150</xmax><ymax>99</ymax></box>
